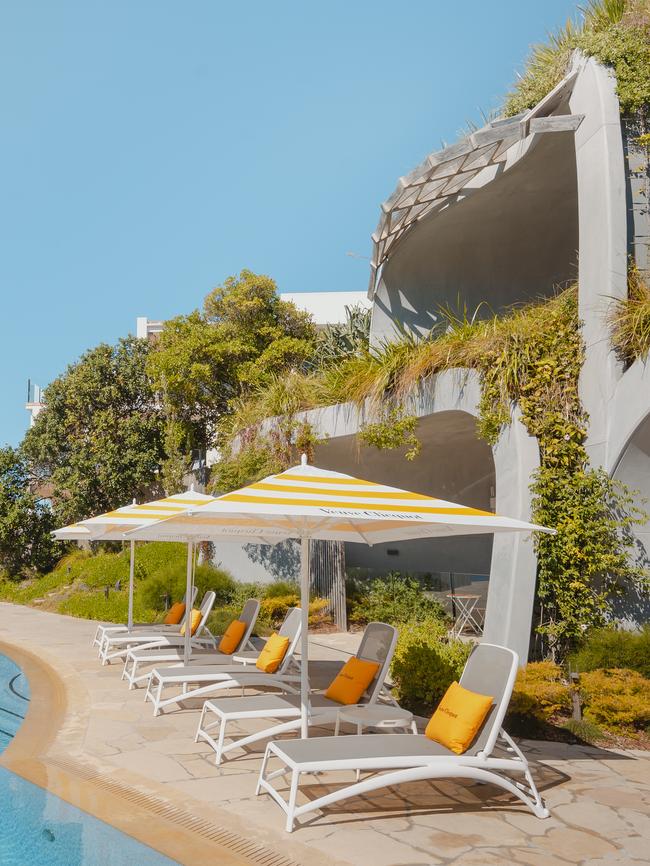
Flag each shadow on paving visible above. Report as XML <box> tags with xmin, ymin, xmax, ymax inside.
<box><xmin>283</xmin><ymin>760</ymin><xmax>567</xmax><ymax>829</ymax></box>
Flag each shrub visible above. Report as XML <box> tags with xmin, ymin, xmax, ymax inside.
<box><xmin>137</xmin><ymin>563</ymin><xmax>236</xmax><ymax>612</ymax></box>
<box><xmin>258</xmin><ymin>593</ymin><xmax>330</xmax><ymax>628</ymax></box>
<box><xmin>263</xmin><ymin>580</ymin><xmax>299</xmax><ymax>598</ymax></box>
<box><xmin>58</xmin><ymin>590</ymin><xmax>157</xmax><ymax>624</ymax></box>
<box><xmin>570</xmin><ymin>627</ymin><xmax>650</xmax><ymax>679</ymax></box>
<box><xmin>580</xmin><ymin>668</ymin><xmax>650</xmax><ymax>733</ymax></box>
<box><xmin>509</xmin><ymin>661</ymin><xmax>573</xmax><ymax>722</ymax></box>
<box><xmin>61</xmin><ymin>548</ymin><xmax>129</xmax><ymax>589</ymax></box>
<box><xmin>0</xmin><ymin>569</ymin><xmax>72</xmax><ymax>604</ymax></box>
<box><xmin>350</xmin><ymin>572</ymin><xmax>447</xmax><ymax>626</ymax></box>
<box><xmin>561</xmin><ymin>718</ymin><xmax>604</xmax><ymax>743</ymax></box>
<box><xmin>133</xmin><ymin>541</ymin><xmax>187</xmax><ymax>577</ymax></box>
<box><xmin>390</xmin><ymin>617</ymin><xmax>472</xmax><ymax>714</ymax></box>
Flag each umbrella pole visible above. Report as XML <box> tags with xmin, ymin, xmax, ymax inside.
<box><xmin>127</xmin><ymin>540</ymin><xmax>135</xmax><ymax>633</ymax></box>
<box><xmin>299</xmin><ymin>536</ymin><xmax>310</xmax><ymax>739</ymax></box>
<box><xmin>183</xmin><ymin>540</ymin><xmax>194</xmax><ymax>666</ymax></box>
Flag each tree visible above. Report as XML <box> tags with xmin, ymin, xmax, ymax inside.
<box><xmin>0</xmin><ymin>447</ymin><xmax>59</xmax><ymax>575</ymax></box>
<box><xmin>147</xmin><ymin>270</ymin><xmax>316</xmax><ymax>451</ymax></box>
<box><xmin>22</xmin><ymin>337</ymin><xmax>166</xmax><ymax>525</ymax></box>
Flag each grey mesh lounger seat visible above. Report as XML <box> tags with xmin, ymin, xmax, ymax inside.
<box><xmin>92</xmin><ymin>586</ymin><xmax>199</xmax><ymax>649</ymax></box>
<box><xmin>144</xmin><ymin>607</ymin><xmax>302</xmax><ymax>716</ymax></box>
<box><xmin>99</xmin><ymin>591</ymin><xmax>217</xmax><ymax>665</ymax></box>
<box><xmin>121</xmin><ymin>598</ymin><xmax>260</xmax><ymax>689</ymax></box>
<box><xmin>195</xmin><ymin>621</ymin><xmax>398</xmax><ymax>765</ymax></box>
<box><xmin>257</xmin><ymin>643</ymin><xmax>550</xmax><ymax>832</ymax></box>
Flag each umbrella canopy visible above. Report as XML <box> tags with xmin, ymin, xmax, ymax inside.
<box><xmin>53</xmin><ymin>490</ymin><xmax>218</xmax><ymax>630</ymax></box>
<box><xmin>124</xmin><ymin>460</ymin><xmax>550</xmax><ymax>544</ymax></box>
<box><xmin>126</xmin><ymin>457</ymin><xmax>554</xmax><ymax>734</ymax></box>
<box><xmin>53</xmin><ymin>490</ymin><xmax>217</xmax><ymax>542</ymax></box>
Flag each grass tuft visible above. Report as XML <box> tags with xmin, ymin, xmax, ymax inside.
<box><xmin>609</xmin><ymin>264</ymin><xmax>650</xmax><ymax>364</ymax></box>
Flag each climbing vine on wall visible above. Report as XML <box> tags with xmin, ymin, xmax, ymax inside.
<box><xmin>471</xmin><ymin>287</ymin><xmax>647</xmax><ymax>658</ymax></box>
<box><xmin>358</xmin><ymin>410</ymin><xmax>421</xmax><ymax>461</ymax></box>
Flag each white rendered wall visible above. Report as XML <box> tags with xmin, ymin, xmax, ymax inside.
<box><xmin>570</xmin><ymin>54</ymin><xmax>628</xmax><ymax>468</ymax></box>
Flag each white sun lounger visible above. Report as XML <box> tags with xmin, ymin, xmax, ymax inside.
<box><xmin>195</xmin><ymin>621</ymin><xmax>398</xmax><ymax>765</ymax></box>
<box><xmin>92</xmin><ymin>587</ymin><xmax>199</xmax><ymax>649</ymax></box>
<box><xmin>99</xmin><ymin>591</ymin><xmax>216</xmax><ymax>664</ymax></box>
<box><xmin>121</xmin><ymin>598</ymin><xmax>260</xmax><ymax>689</ymax></box>
<box><xmin>144</xmin><ymin>607</ymin><xmax>303</xmax><ymax>716</ymax></box>
<box><xmin>257</xmin><ymin>643</ymin><xmax>550</xmax><ymax>831</ymax></box>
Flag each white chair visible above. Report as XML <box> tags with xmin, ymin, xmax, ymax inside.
<box><xmin>144</xmin><ymin>607</ymin><xmax>302</xmax><ymax>716</ymax></box>
<box><xmin>92</xmin><ymin>586</ymin><xmax>198</xmax><ymax>648</ymax></box>
<box><xmin>121</xmin><ymin>598</ymin><xmax>260</xmax><ymax>689</ymax></box>
<box><xmin>257</xmin><ymin>643</ymin><xmax>550</xmax><ymax>832</ymax></box>
<box><xmin>98</xmin><ymin>591</ymin><xmax>216</xmax><ymax>664</ymax></box>
<box><xmin>195</xmin><ymin>621</ymin><xmax>398</xmax><ymax>766</ymax></box>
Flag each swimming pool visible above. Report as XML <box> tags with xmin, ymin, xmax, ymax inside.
<box><xmin>0</xmin><ymin>652</ymin><xmax>179</xmax><ymax>865</ymax></box>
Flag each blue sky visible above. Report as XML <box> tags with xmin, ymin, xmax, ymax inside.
<box><xmin>0</xmin><ymin>0</ymin><xmax>577</xmax><ymax>447</ymax></box>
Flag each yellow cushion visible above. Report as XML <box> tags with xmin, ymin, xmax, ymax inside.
<box><xmin>255</xmin><ymin>632</ymin><xmax>290</xmax><ymax>673</ymax></box>
<box><xmin>180</xmin><ymin>609</ymin><xmax>202</xmax><ymax>637</ymax></box>
<box><xmin>218</xmin><ymin>619</ymin><xmax>247</xmax><ymax>654</ymax></box>
<box><xmin>163</xmin><ymin>602</ymin><xmax>186</xmax><ymax>625</ymax></box>
<box><xmin>425</xmin><ymin>681</ymin><xmax>493</xmax><ymax>755</ymax></box>
<box><xmin>324</xmin><ymin>657</ymin><xmax>380</xmax><ymax>705</ymax></box>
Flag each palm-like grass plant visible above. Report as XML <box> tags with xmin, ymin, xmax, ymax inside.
<box><xmin>609</xmin><ymin>265</ymin><xmax>650</xmax><ymax>364</ymax></box>
<box><xmin>504</xmin><ymin>0</ymin><xmax>646</xmax><ymax>117</ymax></box>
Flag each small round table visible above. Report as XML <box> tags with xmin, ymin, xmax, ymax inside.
<box><xmin>334</xmin><ymin>704</ymin><xmax>418</xmax><ymax>737</ymax></box>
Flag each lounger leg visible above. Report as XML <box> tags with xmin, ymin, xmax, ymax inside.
<box><xmin>500</xmin><ymin>729</ymin><xmax>549</xmax><ymax>818</ymax></box>
<box><xmin>215</xmin><ymin>718</ymin><xmax>228</xmax><ymax>765</ymax></box>
<box><xmin>256</xmin><ymin>745</ymin><xmax>271</xmax><ymax>796</ymax></box>
<box><xmin>144</xmin><ymin>673</ymin><xmax>153</xmax><ymax>703</ymax></box>
<box><xmin>128</xmin><ymin>659</ymin><xmax>139</xmax><ymax>689</ymax></box>
<box><xmin>154</xmin><ymin>678</ymin><xmax>164</xmax><ymax>716</ymax></box>
<box><xmin>286</xmin><ymin>770</ymin><xmax>299</xmax><ymax>833</ymax></box>
<box><xmin>195</xmin><ymin>703</ymin><xmax>208</xmax><ymax>743</ymax></box>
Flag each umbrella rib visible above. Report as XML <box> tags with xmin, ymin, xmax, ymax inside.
<box><xmin>345</xmin><ymin>518</ymin><xmax>373</xmax><ymax>545</ymax></box>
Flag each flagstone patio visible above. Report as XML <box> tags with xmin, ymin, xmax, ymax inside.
<box><xmin>0</xmin><ymin>603</ymin><xmax>648</xmax><ymax>866</ymax></box>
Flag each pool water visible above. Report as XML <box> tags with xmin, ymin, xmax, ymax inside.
<box><xmin>0</xmin><ymin>653</ymin><xmax>179</xmax><ymax>865</ymax></box>
<box><xmin>0</xmin><ymin>652</ymin><xmax>29</xmax><ymax>750</ymax></box>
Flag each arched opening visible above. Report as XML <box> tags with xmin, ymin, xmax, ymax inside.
<box><xmin>314</xmin><ymin>410</ymin><xmax>496</xmax><ymax>607</ymax></box>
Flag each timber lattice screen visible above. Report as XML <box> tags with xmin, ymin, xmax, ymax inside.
<box><xmin>310</xmin><ymin>539</ymin><xmax>347</xmax><ymax>631</ymax></box>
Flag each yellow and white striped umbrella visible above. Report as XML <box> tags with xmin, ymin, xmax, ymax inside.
<box><xmin>53</xmin><ymin>490</ymin><xmax>218</xmax><ymax>632</ymax></box>
<box><xmin>53</xmin><ymin>490</ymin><xmax>218</xmax><ymax>541</ymax></box>
<box><xmin>125</xmin><ymin>459</ymin><xmax>550</xmax><ymax>544</ymax></box>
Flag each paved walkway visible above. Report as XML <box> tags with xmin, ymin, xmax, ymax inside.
<box><xmin>1</xmin><ymin>604</ymin><xmax>649</xmax><ymax>866</ymax></box>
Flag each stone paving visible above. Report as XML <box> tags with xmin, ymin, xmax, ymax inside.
<box><xmin>1</xmin><ymin>603</ymin><xmax>649</xmax><ymax>866</ymax></box>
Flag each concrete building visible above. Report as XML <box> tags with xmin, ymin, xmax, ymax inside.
<box><xmin>215</xmin><ymin>52</ymin><xmax>649</xmax><ymax>662</ymax></box>
<box><xmin>24</xmin><ymin>381</ymin><xmax>45</xmax><ymax>428</ymax></box>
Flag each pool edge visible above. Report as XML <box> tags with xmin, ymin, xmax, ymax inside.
<box><xmin>0</xmin><ymin>638</ymin><xmax>262</xmax><ymax>866</ymax></box>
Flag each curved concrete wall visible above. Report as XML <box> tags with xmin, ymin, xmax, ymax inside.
<box><xmin>371</xmin><ymin>127</ymin><xmax>579</xmax><ymax>342</ymax></box>
<box><xmin>571</xmin><ymin>55</ymin><xmax>628</xmax><ymax>468</ymax></box>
